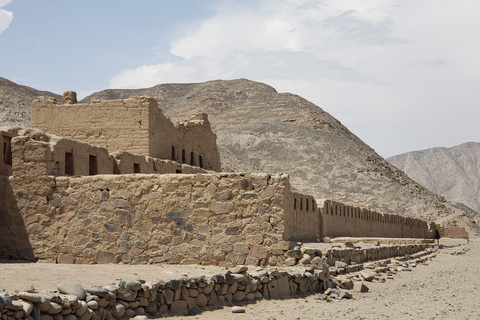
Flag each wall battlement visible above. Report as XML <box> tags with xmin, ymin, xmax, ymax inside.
<box><xmin>321</xmin><ymin>200</ymin><xmax>434</xmax><ymax>239</ymax></box>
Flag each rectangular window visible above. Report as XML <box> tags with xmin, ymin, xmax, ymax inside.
<box><xmin>190</xmin><ymin>152</ymin><xmax>195</xmax><ymax>166</ymax></box>
<box><xmin>134</xmin><ymin>163</ymin><xmax>140</xmax><ymax>173</ymax></box>
<box><xmin>171</xmin><ymin>146</ymin><xmax>176</xmax><ymax>160</ymax></box>
<box><xmin>182</xmin><ymin>149</ymin><xmax>186</xmax><ymax>163</ymax></box>
<box><xmin>89</xmin><ymin>155</ymin><xmax>98</xmax><ymax>175</ymax></box>
<box><xmin>199</xmin><ymin>155</ymin><xmax>204</xmax><ymax>168</ymax></box>
<box><xmin>3</xmin><ymin>136</ymin><xmax>12</xmax><ymax>166</ymax></box>
<box><xmin>65</xmin><ymin>152</ymin><xmax>74</xmax><ymax>175</ymax></box>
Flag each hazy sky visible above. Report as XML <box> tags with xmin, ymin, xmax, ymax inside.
<box><xmin>1</xmin><ymin>0</ymin><xmax>479</xmax><ymax>157</ymax></box>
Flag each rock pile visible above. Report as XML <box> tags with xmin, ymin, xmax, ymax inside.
<box><xmin>0</xmin><ymin>265</ymin><xmax>329</xmax><ymax>320</ymax></box>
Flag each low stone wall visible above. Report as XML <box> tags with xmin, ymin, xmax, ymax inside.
<box><xmin>0</xmin><ymin>265</ymin><xmax>328</xmax><ymax>319</ymax></box>
<box><xmin>320</xmin><ymin>200</ymin><xmax>434</xmax><ymax>239</ymax></box>
<box><xmin>320</xmin><ymin>244</ymin><xmax>431</xmax><ymax>266</ymax></box>
<box><xmin>8</xmin><ymin>172</ymin><xmax>300</xmax><ymax>266</ymax></box>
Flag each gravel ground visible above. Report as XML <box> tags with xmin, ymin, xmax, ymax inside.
<box><xmin>0</xmin><ymin>238</ymin><xmax>474</xmax><ymax>320</ymax></box>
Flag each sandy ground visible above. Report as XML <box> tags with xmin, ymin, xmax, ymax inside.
<box><xmin>1</xmin><ymin>238</ymin><xmax>476</xmax><ymax>320</ymax></box>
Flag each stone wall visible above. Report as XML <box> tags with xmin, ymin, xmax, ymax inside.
<box><xmin>30</xmin><ymin>95</ymin><xmax>221</xmax><ymax>171</ymax></box>
<box><xmin>321</xmin><ymin>200</ymin><xmax>434</xmax><ymax>239</ymax></box>
<box><xmin>284</xmin><ymin>191</ymin><xmax>323</xmax><ymax>242</ymax></box>
<box><xmin>8</xmin><ymin>172</ymin><xmax>298</xmax><ymax>266</ymax></box>
<box><xmin>0</xmin><ymin>265</ymin><xmax>328</xmax><ymax>319</ymax></box>
<box><xmin>0</xmin><ymin>176</ymin><xmax>35</xmax><ymax>260</ymax></box>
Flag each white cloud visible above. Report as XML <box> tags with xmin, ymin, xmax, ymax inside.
<box><xmin>110</xmin><ymin>0</ymin><xmax>480</xmax><ymax>157</ymax></box>
<box><xmin>0</xmin><ymin>0</ymin><xmax>13</xmax><ymax>34</ymax></box>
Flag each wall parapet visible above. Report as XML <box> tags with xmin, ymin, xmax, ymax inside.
<box><xmin>319</xmin><ymin>200</ymin><xmax>435</xmax><ymax>239</ymax></box>
<box><xmin>284</xmin><ymin>191</ymin><xmax>323</xmax><ymax>242</ymax></box>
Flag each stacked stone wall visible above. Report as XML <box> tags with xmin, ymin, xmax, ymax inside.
<box><xmin>30</xmin><ymin>96</ymin><xmax>221</xmax><ymax>171</ymax></box>
<box><xmin>9</xmin><ymin>172</ymin><xmax>297</xmax><ymax>266</ymax></box>
<box><xmin>321</xmin><ymin>243</ymin><xmax>431</xmax><ymax>266</ymax></box>
<box><xmin>0</xmin><ymin>266</ymin><xmax>328</xmax><ymax>319</ymax></box>
<box><xmin>321</xmin><ymin>200</ymin><xmax>434</xmax><ymax>239</ymax></box>
<box><xmin>0</xmin><ymin>176</ymin><xmax>35</xmax><ymax>260</ymax></box>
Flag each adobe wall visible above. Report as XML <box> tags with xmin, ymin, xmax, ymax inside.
<box><xmin>30</xmin><ymin>94</ymin><xmax>221</xmax><ymax>171</ymax></box>
<box><xmin>8</xmin><ymin>172</ymin><xmax>296</xmax><ymax>266</ymax></box>
<box><xmin>31</xmin><ymin>96</ymin><xmax>153</xmax><ymax>157</ymax></box>
<box><xmin>321</xmin><ymin>200</ymin><xmax>435</xmax><ymax>239</ymax></box>
<box><xmin>284</xmin><ymin>191</ymin><xmax>323</xmax><ymax>242</ymax></box>
<box><xmin>10</xmin><ymin>128</ymin><xmax>209</xmax><ymax>177</ymax></box>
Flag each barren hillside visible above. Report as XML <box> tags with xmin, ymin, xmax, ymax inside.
<box><xmin>2</xmin><ymin>77</ymin><xmax>478</xmax><ymax>232</ymax></box>
<box><xmin>0</xmin><ymin>77</ymin><xmax>60</xmax><ymax>125</ymax></box>
<box><xmin>388</xmin><ymin>142</ymin><xmax>480</xmax><ymax>213</ymax></box>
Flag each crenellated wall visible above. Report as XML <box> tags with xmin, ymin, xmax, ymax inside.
<box><xmin>284</xmin><ymin>191</ymin><xmax>323</xmax><ymax>242</ymax></box>
<box><xmin>31</xmin><ymin>94</ymin><xmax>221</xmax><ymax>171</ymax></box>
<box><xmin>320</xmin><ymin>200</ymin><xmax>434</xmax><ymax>239</ymax></box>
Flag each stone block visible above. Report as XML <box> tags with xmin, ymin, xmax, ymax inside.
<box><xmin>95</xmin><ymin>251</ymin><xmax>115</xmax><ymax>264</ymax></box>
<box><xmin>166</xmin><ymin>211</ymin><xmax>186</xmax><ymax>220</ymax></box>
<box><xmin>250</xmin><ymin>245</ymin><xmax>268</xmax><ymax>259</ymax></box>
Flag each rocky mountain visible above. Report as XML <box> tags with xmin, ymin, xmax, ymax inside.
<box><xmin>388</xmin><ymin>142</ymin><xmax>480</xmax><ymax>214</ymax></box>
<box><xmin>0</xmin><ymin>77</ymin><xmax>61</xmax><ymax>126</ymax></box>
<box><xmin>1</xmin><ymin>77</ymin><xmax>478</xmax><ymax>232</ymax></box>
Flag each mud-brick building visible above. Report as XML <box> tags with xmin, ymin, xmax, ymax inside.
<box><xmin>31</xmin><ymin>92</ymin><xmax>221</xmax><ymax>172</ymax></box>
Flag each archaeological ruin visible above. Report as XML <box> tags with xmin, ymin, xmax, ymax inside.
<box><xmin>0</xmin><ymin>91</ymin><xmax>445</xmax><ymax>318</ymax></box>
<box><xmin>0</xmin><ymin>91</ymin><xmax>435</xmax><ymax>266</ymax></box>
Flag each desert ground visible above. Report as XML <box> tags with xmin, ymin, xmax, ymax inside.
<box><xmin>1</xmin><ymin>238</ymin><xmax>476</xmax><ymax>320</ymax></box>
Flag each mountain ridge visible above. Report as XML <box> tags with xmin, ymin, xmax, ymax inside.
<box><xmin>0</xmin><ymin>77</ymin><xmax>60</xmax><ymax>126</ymax></box>
<box><xmin>388</xmin><ymin>142</ymin><xmax>480</xmax><ymax>213</ymax></box>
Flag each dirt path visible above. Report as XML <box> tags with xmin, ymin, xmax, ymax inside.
<box><xmin>168</xmin><ymin>238</ymin><xmax>478</xmax><ymax>320</ymax></box>
<box><xmin>1</xmin><ymin>238</ymin><xmax>476</xmax><ymax>319</ymax></box>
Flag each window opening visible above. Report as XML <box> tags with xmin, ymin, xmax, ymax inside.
<box><xmin>199</xmin><ymin>155</ymin><xmax>204</xmax><ymax>168</ymax></box>
<box><xmin>65</xmin><ymin>152</ymin><xmax>74</xmax><ymax>175</ymax></box>
<box><xmin>3</xmin><ymin>136</ymin><xmax>12</xmax><ymax>166</ymax></box>
<box><xmin>182</xmin><ymin>149</ymin><xmax>186</xmax><ymax>163</ymax></box>
<box><xmin>89</xmin><ymin>155</ymin><xmax>98</xmax><ymax>175</ymax></box>
<box><xmin>171</xmin><ymin>146</ymin><xmax>176</xmax><ymax>161</ymax></box>
<box><xmin>134</xmin><ymin>163</ymin><xmax>140</xmax><ymax>173</ymax></box>
<box><xmin>190</xmin><ymin>152</ymin><xmax>195</xmax><ymax>166</ymax></box>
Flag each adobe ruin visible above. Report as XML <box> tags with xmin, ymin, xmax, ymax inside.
<box><xmin>0</xmin><ymin>92</ymin><xmax>435</xmax><ymax>266</ymax></box>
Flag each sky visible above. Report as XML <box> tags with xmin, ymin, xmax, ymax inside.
<box><xmin>0</xmin><ymin>0</ymin><xmax>479</xmax><ymax>158</ymax></box>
